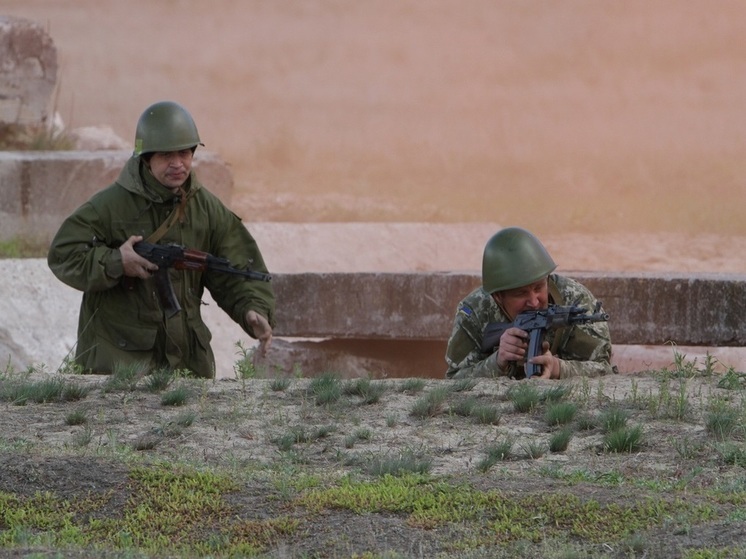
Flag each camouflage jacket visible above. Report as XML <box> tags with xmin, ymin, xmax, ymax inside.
<box><xmin>48</xmin><ymin>156</ymin><xmax>275</xmax><ymax>378</ymax></box>
<box><xmin>445</xmin><ymin>274</ymin><xmax>614</xmax><ymax>379</ymax></box>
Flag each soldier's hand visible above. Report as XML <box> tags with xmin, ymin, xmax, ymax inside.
<box><xmin>496</xmin><ymin>327</ymin><xmax>528</xmax><ymax>371</ymax></box>
<box><xmin>531</xmin><ymin>341</ymin><xmax>561</xmax><ymax>379</ymax></box>
<box><xmin>246</xmin><ymin>310</ymin><xmax>273</xmax><ymax>357</ymax></box>
<box><xmin>120</xmin><ymin>235</ymin><xmax>158</xmax><ymax>279</ymax></box>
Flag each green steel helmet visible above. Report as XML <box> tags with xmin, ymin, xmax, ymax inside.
<box><xmin>133</xmin><ymin>101</ymin><xmax>203</xmax><ymax>157</ymax></box>
<box><xmin>481</xmin><ymin>227</ymin><xmax>557</xmax><ymax>293</ymax></box>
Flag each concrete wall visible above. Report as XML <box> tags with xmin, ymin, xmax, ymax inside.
<box><xmin>2</xmin><ymin>259</ymin><xmax>744</xmax><ymax>379</ymax></box>
<box><xmin>270</xmin><ymin>272</ymin><xmax>746</xmax><ymax>346</ymax></box>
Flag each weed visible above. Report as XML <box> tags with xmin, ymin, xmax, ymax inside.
<box><xmin>718</xmin><ymin>369</ymin><xmax>746</xmax><ymax>390</ymax></box>
<box><xmin>233</xmin><ymin>340</ymin><xmax>257</xmax><ymax>379</ymax></box>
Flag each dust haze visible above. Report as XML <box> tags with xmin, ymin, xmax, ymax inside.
<box><xmin>5</xmin><ymin>0</ymin><xmax>746</xmax><ymax>238</ymax></box>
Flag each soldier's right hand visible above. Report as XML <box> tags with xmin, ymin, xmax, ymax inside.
<box><xmin>120</xmin><ymin>236</ymin><xmax>159</xmax><ymax>279</ymax></box>
<box><xmin>496</xmin><ymin>327</ymin><xmax>528</xmax><ymax>370</ymax></box>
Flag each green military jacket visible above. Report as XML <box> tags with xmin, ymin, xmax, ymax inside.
<box><xmin>48</xmin><ymin>156</ymin><xmax>275</xmax><ymax>378</ymax></box>
<box><xmin>445</xmin><ymin>274</ymin><xmax>614</xmax><ymax>379</ymax></box>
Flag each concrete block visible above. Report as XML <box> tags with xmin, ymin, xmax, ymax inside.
<box><xmin>0</xmin><ymin>150</ymin><xmax>234</xmax><ymax>241</ymax></box>
<box><xmin>0</xmin><ymin>16</ymin><xmax>57</xmax><ymax>125</ymax></box>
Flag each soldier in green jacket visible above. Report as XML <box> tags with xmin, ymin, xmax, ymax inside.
<box><xmin>445</xmin><ymin>227</ymin><xmax>614</xmax><ymax>380</ymax></box>
<box><xmin>48</xmin><ymin>101</ymin><xmax>275</xmax><ymax>378</ymax></box>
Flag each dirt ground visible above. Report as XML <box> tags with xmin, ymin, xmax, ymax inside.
<box><xmin>1</xmin><ymin>2</ymin><xmax>745</xmax><ymax>557</ymax></box>
<box><xmin>1</xmin><ymin>369</ymin><xmax>745</xmax><ymax>558</ymax></box>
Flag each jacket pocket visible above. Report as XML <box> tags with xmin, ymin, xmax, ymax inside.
<box><xmin>99</xmin><ymin>319</ymin><xmax>158</xmax><ymax>351</ymax></box>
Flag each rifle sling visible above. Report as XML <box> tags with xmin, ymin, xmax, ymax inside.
<box><xmin>145</xmin><ymin>186</ymin><xmax>191</xmax><ymax>244</ymax></box>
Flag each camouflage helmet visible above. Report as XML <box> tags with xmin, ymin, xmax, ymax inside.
<box><xmin>133</xmin><ymin>101</ymin><xmax>203</xmax><ymax>157</ymax></box>
<box><xmin>481</xmin><ymin>227</ymin><xmax>557</xmax><ymax>293</ymax></box>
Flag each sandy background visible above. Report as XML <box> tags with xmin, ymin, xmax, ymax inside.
<box><xmin>4</xmin><ymin>0</ymin><xmax>746</xmax><ymax>238</ymax></box>
<box><xmin>2</xmin><ymin>1</ymin><xmax>746</xmax><ymax>375</ymax></box>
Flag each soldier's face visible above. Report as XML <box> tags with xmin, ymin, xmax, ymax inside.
<box><xmin>493</xmin><ymin>277</ymin><xmax>549</xmax><ymax>320</ymax></box>
<box><xmin>147</xmin><ymin>149</ymin><xmax>193</xmax><ymax>191</ymax></box>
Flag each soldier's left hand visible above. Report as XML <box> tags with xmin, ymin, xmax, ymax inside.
<box><xmin>246</xmin><ymin>310</ymin><xmax>273</xmax><ymax>357</ymax></box>
<box><xmin>530</xmin><ymin>341</ymin><xmax>561</xmax><ymax>379</ymax></box>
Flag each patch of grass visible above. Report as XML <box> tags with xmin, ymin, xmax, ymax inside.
<box><xmin>410</xmin><ymin>385</ymin><xmax>451</xmax><ymax>418</ymax></box>
<box><xmin>544</xmin><ymin>401</ymin><xmax>577</xmax><ymax>426</ymax></box>
<box><xmin>160</xmin><ymin>386</ymin><xmax>190</xmax><ymax>406</ymax></box>
<box><xmin>145</xmin><ymin>368</ymin><xmax>174</xmax><ymax>392</ymax></box>
<box><xmin>599</xmin><ymin>406</ymin><xmax>629</xmax><ymax>433</ymax></box>
<box><xmin>343</xmin><ymin>377</ymin><xmax>387</xmax><ymax>404</ymax></box>
<box><xmin>364</xmin><ymin>450</ymin><xmax>433</xmax><ymax>477</ymax></box>
<box><xmin>0</xmin><ymin>376</ymin><xmax>90</xmax><ymax>405</ymax></box>
<box><xmin>549</xmin><ymin>427</ymin><xmax>574</xmax><ymax>453</ymax></box>
<box><xmin>540</xmin><ymin>383</ymin><xmax>573</xmax><ymax>403</ymax></box>
<box><xmin>507</xmin><ymin>383</ymin><xmax>541</xmax><ymax>413</ymax></box>
<box><xmin>69</xmin><ymin>426</ymin><xmax>93</xmax><ymax>448</ymax></box>
<box><xmin>298</xmin><ymin>474</ymin><xmax>705</xmax><ymax>541</ymax></box>
<box><xmin>603</xmin><ymin>425</ymin><xmax>644</xmax><ymax>453</ymax></box>
<box><xmin>521</xmin><ymin>440</ymin><xmax>547</xmax><ymax>460</ymax></box>
<box><xmin>344</xmin><ymin>428</ymin><xmax>372</xmax><ymax>449</ymax></box>
<box><xmin>471</xmin><ymin>403</ymin><xmax>502</xmax><ymax>425</ymax></box>
<box><xmin>308</xmin><ymin>372</ymin><xmax>342</xmax><ymax>406</ymax></box>
<box><xmin>64</xmin><ymin>409</ymin><xmax>88</xmax><ymax>426</ymax></box>
<box><xmin>705</xmin><ymin>400</ymin><xmax>741</xmax><ymax>441</ymax></box>
<box><xmin>575</xmin><ymin>412</ymin><xmax>598</xmax><ymax>431</ymax></box>
<box><xmin>103</xmin><ymin>361</ymin><xmax>150</xmax><ymax>392</ymax></box>
<box><xmin>269</xmin><ymin>377</ymin><xmax>291</xmax><ymax>391</ymax></box>
<box><xmin>398</xmin><ymin>378</ymin><xmax>426</xmax><ymax>393</ymax></box>
<box><xmin>449</xmin><ymin>378</ymin><xmax>478</xmax><ymax>392</ymax></box>
<box><xmin>478</xmin><ymin>437</ymin><xmax>514</xmax><ymax>472</ymax></box>
<box><xmin>715</xmin><ymin>443</ymin><xmax>746</xmax><ymax>467</ymax></box>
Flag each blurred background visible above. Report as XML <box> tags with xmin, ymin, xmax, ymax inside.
<box><xmin>4</xmin><ymin>0</ymin><xmax>746</xmax><ymax>236</ymax></box>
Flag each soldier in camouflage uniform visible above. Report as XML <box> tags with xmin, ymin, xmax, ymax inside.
<box><xmin>48</xmin><ymin>101</ymin><xmax>275</xmax><ymax>378</ymax></box>
<box><xmin>445</xmin><ymin>227</ymin><xmax>614</xmax><ymax>379</ymax></box>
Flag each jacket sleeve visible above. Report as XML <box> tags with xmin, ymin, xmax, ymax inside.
<box><xmin>445</xmin><ymin>306</ymin><xmax>508</xmax><ymax>379</ymax></box>
<box><xmin>203</xmin><ymin>207</ymin><xmax>276</xmax><ymax>333</ymax></box>
<box><xmin>555</xmin><ymin>319</ymin><xmax>615</xmax><ymax>378</ymax></box>
<box><xmin>47</xmin><ymin>201</ymin><xmax>124</xmax><ymax>293</ymax></box>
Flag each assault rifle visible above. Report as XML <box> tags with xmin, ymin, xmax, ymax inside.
<box><xmin>480</xmin><ymin>303</ymin><xmax>609</xmax><ymax>378</ymax></box>
<box><xmin>133</xmin><ymin>241</ymin><xmax>272</xmax><ymax>318</ymax></box>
